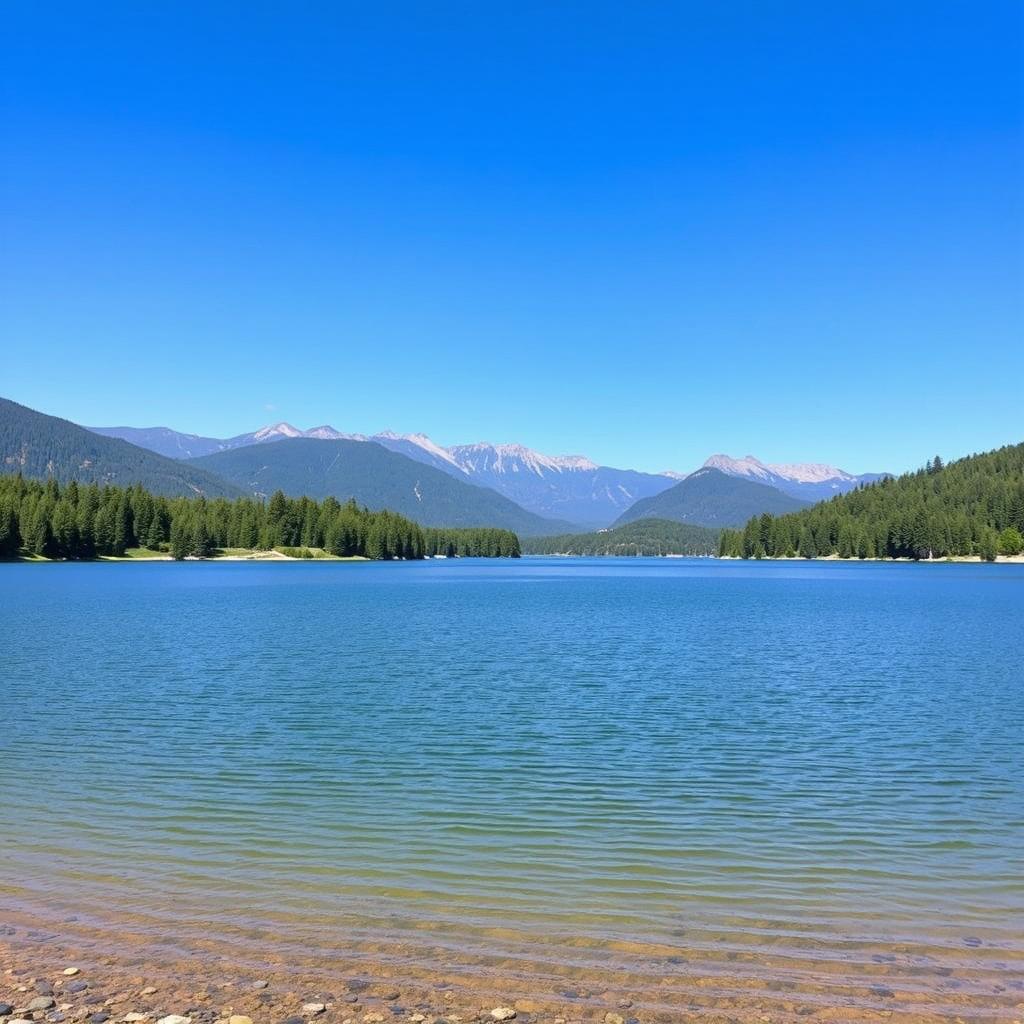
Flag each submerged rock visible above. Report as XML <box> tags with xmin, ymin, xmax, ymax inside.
<box><xmin>490</xmin><ymin>1011</ymin><xmax>516</xmax><ymax>1022</ymax></box>
<box><xmin>28</xmin><ymin>999</ymin><xmax>55</xmax><ymax>1012</ymax></box>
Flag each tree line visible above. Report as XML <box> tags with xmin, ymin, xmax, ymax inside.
<box><xmin>421</xmin><ymin>527</ymin><xmax>521</xmax><ymax>557</ymax></box>
<box><xmin>0</xmin><ymin>474</ymin><xmax>520</xmax><ymax>561</ymax></box>
<box><xmin>718</xmin><ymin>444</ymin><xmax>1024</xmax><ymax>561</ymax></box>
<box><xmin>522</xmin><ymin>517</ymin><xmax>720</xmax><ymax>556</ymax></box>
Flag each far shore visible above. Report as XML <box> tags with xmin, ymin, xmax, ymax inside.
<box><xmin>7</xmin><ymin>549</ymin><xmax>1024</xmax><ymax>565</ymax></box>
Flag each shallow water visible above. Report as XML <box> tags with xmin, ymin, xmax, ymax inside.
<box><xmin>2</xmin><ymin>558</ymin><xmax>1022</xmax><ymax>1018</ymax></box>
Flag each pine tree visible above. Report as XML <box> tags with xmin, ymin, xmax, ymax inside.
<box><xmin>0</xmin><ymin>496</ymin><xmax>19</xmax><ymax>558</ymax></box>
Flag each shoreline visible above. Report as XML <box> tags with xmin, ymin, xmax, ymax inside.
<box><xmin>2</xmin><ymin>920</ymin><xmax>1002</xmax><ymax>1024</ymax></box>
<box><xmin>6</xmin><ymin>552</ymin><xmax>1024</xmax><ymax>564</ymax></box>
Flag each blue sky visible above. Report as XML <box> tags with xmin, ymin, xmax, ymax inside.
<box><xmin>2</xmin><ymin>3</ymin><xmax>1021</xmax><ymax>475</ymax></box>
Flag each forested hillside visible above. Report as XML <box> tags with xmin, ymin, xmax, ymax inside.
<box><xmin>189</xmin><ymin>438</ymin><xmax>572</xmax><ymax>535</ymax></box>
<box><xmin>614</xmin><ymin>467</ymin><xmax>809</xmax><ymax>527</ymax></box>
<box><xmin>718</xmin><ymin>444</ymin><xmax>1024</xmax><ymax>560</ymax></box>
<box><xmin>0</xmin><ymin>397</ymin><xmax>242</xmax><ymax>497</ymax></box>
<box><xmin>523</xmin><ymin>518</ymin><xmax>720</xmax><ymax>556</ymax></box>
<box><xmin>0</xmin><ymin>474</ymin><xmax>519</xmax><ymax>561</ymax></box>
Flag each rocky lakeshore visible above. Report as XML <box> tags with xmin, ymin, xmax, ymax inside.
<box><xmin>2</xmin><ymin>932</ymin><xmax>1019</xmax><ymax>1024</ymax></box>
<box><xmin>0</xmin><ymin>951</ymin><xmax>652</xmax><ymax>1024</ymax></box>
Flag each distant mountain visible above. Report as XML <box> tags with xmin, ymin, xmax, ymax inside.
<box><xmin>614</xmin><ymin>467</ymin><xmax>811</xmax><ymax>528</ymax></box>
<box><xmin>370</xmin><ymin>431</ymin><xmax>468</xmax><ymax>476</ymax></box>
<box><xmin>95</xmin><ymin>422</ymin><xmax>679</xmax><ymax>528</ymax></box>
<box><xmin>387</xmin><ymin>438</ymin><xmax>677</xmax><ymax>528</ymax></box>
<box><xmin>93</xmin><ymin>422</ymin><xmax>885</xmax><ymax>526</ymax></box>
<box><xmin>0</xmin><ymin>397</ymin><xmax>243</xmax><ymax>497</ymax></box>
<box><xmin>187</xmin><ymin>438</ymin><xmax>575</xmax><ymax>535</ymax></box>
<box><xmin>91</xmin><ymin>421</ymin><xmax>362</xmax><ymax>460</ymax></box>
<box><xmin>89</xmin><ymin>425</ymin><xmax>232</xmax><ymax>460</ymax></box>
<box><xmin>522</xmin><ymin>518</ymin><xmax>721</xmax><ymax>557</ymax></box>
<box><xmin>702</xmin><ymin>453</ymin><xmax>886</xmax><ymax>501</ymax></box>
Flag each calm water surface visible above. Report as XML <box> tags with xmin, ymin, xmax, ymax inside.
<box><xmin>1</xmin><ymin>559</ymin><xmax>1022</xmax><ymax>1017</ymax></box>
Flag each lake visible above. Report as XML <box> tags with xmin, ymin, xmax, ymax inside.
<box><xmin>1</xmin><ymin>558</ymin><xmax>1022</xmax><ymax>1020</ymax></box>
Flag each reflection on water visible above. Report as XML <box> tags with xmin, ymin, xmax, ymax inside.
<box><xmin>2</xmin><ymin>559</ymin><xmax>1022</xmax><ymax>1018</ymax></box>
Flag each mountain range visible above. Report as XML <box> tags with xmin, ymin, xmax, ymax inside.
<box><xmin>91</xmin><ymin>420</ymin><xmax>885</xmax><ymax>528</ymax></box>
<box><xmin>0</xmin><ymin>396</ymin><xmax>888</xmax><ymax>535</ymax></box>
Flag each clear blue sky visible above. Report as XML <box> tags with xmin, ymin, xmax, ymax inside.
<box><xmin>2</xmin><ymin>3</ymin><xmax>1021</xmax><ymax>474</ymax></box>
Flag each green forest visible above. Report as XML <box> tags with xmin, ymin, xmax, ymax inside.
<box><xmin>523</xmin><ymin>517</ymin><xmax>720</xmax><ymax>556</ymax></box>
<box><xmin>0</xmin><ymin>474</ymin><xmax>520</xmax><ymax>561</ymax></box>
<box><xmin>718</xmin><ymin>443</ymin><xmax>1024</xmax><ymax>561</ymax></box>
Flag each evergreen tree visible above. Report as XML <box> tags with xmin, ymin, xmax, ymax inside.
<box><xmin>0</xmin><ymin>495</ymin><xmax>19</xmax><ymax>558</ymax></box>
<box><xmin>999</xmin><ymin>526</ymin><xmax>1023</xmax><ymax>556</ymax></box>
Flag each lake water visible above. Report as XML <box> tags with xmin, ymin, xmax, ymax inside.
<box><xmin>1</xmin><ymin>558</ymin><xmax>1022</xmax><ymax>1020</ymax></box>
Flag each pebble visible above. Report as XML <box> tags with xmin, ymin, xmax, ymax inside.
<box><xmin>156</xmin><ymin>1017</ymin><xmax>192</xmax><ymax>1024</ymax></box>
<box><xmin>28</xmin><ymin>999</ymin><xmax>55</xmax><ymax>1012</ymax></box>
<box><xmin>65</xmin><ymin>984</ymin><xmax>88</xmax><ymax>995</ymax></box>
<box><xmin>0</xmin><ymin>1005</ymin><xmax>13</xmax><ymax>1016</ymax></box>
<box><xmin>90</xmin><ymin>1014</ymin><xmax>110</xmax><ymax>1024</ymax></box>
<box><xmin>228</xmin><ymin>1016</ymin><xmax>252</xmax><ymax>1024</ymax></box>
<box><xmin>251</xmin><ymin>983</ymin><xmax>268</xmax><ymax>992</ymax></box>
<box><xmin>63</xmin><ymin>971</ymin><xmax>81</xmax><ymax>979</ymax></box>
<box><xmin>362</xmin><ymin>1016</ymin><xmax>385</xmax><ymax>1023</ymax></box>
<box><xmin>139</xmin><ymin>992</ymin><xmax>157</xmax><ymax>999</ymax></box>
<box><xmin>382</xmin><ymin>993</ymin><xmax>399</xmax><ymax>1002</ymax></box>
<box><xmin>123</xmin><ymin>1014</ymin><xmax>148</xmax><ymax>1021</ymax></box>
<box><xmin>301</xmin><ymin>1005</ymin><xmax>325</xmax><ymax>1016</ymax></box>
<box><xmin>603</xmin><ymin>1015</ymin><xmax>624</xmax><ymax>1024</ymax></box>
<box><xmin>490</xmin><ymin>1011</ymin><xmax>516</xmax><ymax>1022</ymax></box>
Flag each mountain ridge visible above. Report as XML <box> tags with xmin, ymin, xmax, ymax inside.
<box><xmin>614</xmin><ymin>467</ymin><xmax>812</xmax><ymax>528</ymax></box>
<box><xmin>186</xmin><ymin>438</ymin><xmax>576</xmax><ymax>535</ymax></box>
<box><xmin>1</xmin><ymin>398</ymin><xmax>244</xmax><ymax>498</ymax></box>
<box><xmin>703</xmin><ymin>453</ymin><xmax>886</xmax><ymax>500</ymax></box>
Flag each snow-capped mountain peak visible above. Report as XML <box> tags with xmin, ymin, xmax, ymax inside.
<box><xmin>372</xmin><ymin>431</ymin><xmax>464</xmax><ymax>471</ymax></box>
<box><xmin>699</xmin><ymin>453</ymin><xmax>884</xmax><ymax>501</ymax></box>
<box><xmin>449</xmin><ymin>442</ymin><xmax>598</xmax><ymax>476</ymax></box>
<box><xmin>253</xmin><ymin>421</ymin><xmax>304</xmax><ymax>441</ymax></box>
<box><xmin>765</xmin><ymin>461</ymin><xmax>854</xmax><ymax>484</ymax></box>
<box><xmin>304</xmin><ymin>424</ymin><xmax>353</xmax><ymax>440</ymax></box>
<box><xmin>703</xmin><ymin>453</ymin><xmax>775</xmax><ymax>482</ymax></box>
